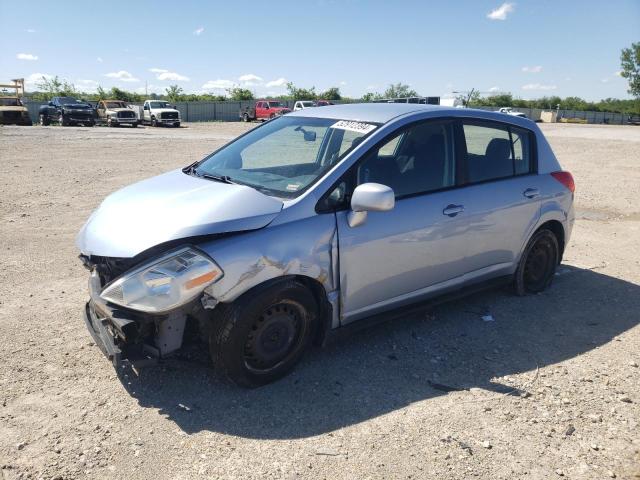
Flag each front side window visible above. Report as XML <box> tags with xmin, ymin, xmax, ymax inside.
<box><xmin>463</xmin><ymin>122</ymin><xmax>532</xmax><ymax>183</ymax></box>
<box><xmin>356</xmin><ymin>121</ymin><xmax>456</xmax><ymax>198</ymax></box>
<box><xmin>194</xmin><ymin>116</ymin><xmax>378</xmax><ymax>198</ymax></box>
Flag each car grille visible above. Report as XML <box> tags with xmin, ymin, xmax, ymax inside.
<box><xmin>117</xmin><ymin>111</ymin><xmax>135</xmax><ymax>119</ymax></box>
<box><xmin>160</xmin><ymin>112</ymin><xmax>178</xmax><ymax>120</ymax></box>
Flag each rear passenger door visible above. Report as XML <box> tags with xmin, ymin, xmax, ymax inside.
<box><xmin>458</xmin><ymin>120</ymin><xmax>540</xmax><ymax>278</ymax></box>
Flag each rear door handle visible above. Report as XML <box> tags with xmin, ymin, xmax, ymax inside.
<box><xmin>523</xmin><ymin>188</ymin><xmax>540</xmax><ymax>199</ymax></box>
<box><xmin>443</xmin><ymin>204</ymin><xmax>464</xmax><ymax>217</ymax></box>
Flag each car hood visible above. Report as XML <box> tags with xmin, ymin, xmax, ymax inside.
<box><xmin>76</xmin><ymin>169</ymin><xmax>284</xmax><ymax>258</ymax></box>
<box><xmin>64</xmin><ymin>104</ymin><xmax>92</xmax><ymax>109</ymax></box>
<box><xmin>151</xmin><ymin>108</ymin><xmax>179</xmax><ymax>114</ymax></box>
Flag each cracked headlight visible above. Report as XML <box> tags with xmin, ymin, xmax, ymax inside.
<box><xmin>100</xmin><ymin>247</ymin><xmax>222</xmax><ymax>313</ymax></box>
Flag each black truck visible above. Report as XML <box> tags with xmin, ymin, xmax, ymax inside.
<box><xmin>38</xmin><ymin>96</ymin><xmax>96</xmax><ymax>126</ymax></box>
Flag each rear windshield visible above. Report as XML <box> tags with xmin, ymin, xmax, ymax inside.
<box><xmin>0</xmin><ymin>98</ymin><xmax>21</xmax><ymax>106</ymax></box>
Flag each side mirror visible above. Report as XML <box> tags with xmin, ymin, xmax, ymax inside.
<box><xmin>303</xmin><ymin>131</ymin><xmax>316</xmax><ymax>142</ymax></box>
<box><xmin>48</xmin><ymin>101</ymin><xmax>54</xmax><ymax>106</ymax></box>
<box><xmin>348</xmin><ymin>183</ymin><xmax>395</xmax><ymax>227</ymax></box>
<box><xmin>143</xmin><ymin>105</ymin><xmax>149</xmax><ymax>110</ymax></box>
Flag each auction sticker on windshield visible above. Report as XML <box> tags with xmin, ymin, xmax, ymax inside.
<box><xmin>331</xmin><ymin>120</ymin><xmax>377</xmax><ymax>134</ymax></box>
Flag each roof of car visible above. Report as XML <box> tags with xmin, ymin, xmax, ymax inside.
<box><xmin>288</xmin><ymin>102</ymin><xmax>536</xmax><ymax>128</ymax></box>
<box><xmin>288</xmin><ymin>103</ymin><xmax>451</xmax><ymax>123</ymax></box>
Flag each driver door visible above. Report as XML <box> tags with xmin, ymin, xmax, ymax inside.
<box><xmin>335</xmin><ymin>120</ymin><xmax>471</xmax><ymax>324</ymax></box>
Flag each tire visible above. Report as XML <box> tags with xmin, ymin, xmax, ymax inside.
<box><xmin>514</xmin><ymin>229</ymin><xmax>559</xmax><ymax>295</ymax></box>
<box><xmin>174</xmin><ymin>122</ymin><xmax>180</xmax><ymax>128</ymax></box>
<box><xmin>86</xmin><ymin>121</ymin><xmax>95</xmax><ymax>127</ymax></box>
<box><xmin>151</xmin><ymin>117</ymin><xmax>158</xmax><ymax>127</ymax></box>
<box><xmin>242</xmin><ymin>113</ymin><xmax>249</xmax><ymax>123</ymax></box>
<box><xmin>131</xmin><ymin>122</ymin><xmax>138</xmax><ymax>128</ymax></box>
<box><xmin>269</xmin><ymin>113</ymin><xmax>276</xmax><ymax>119</ymax></box>
<box><xmin>107</xmin><ymin>118</ymin><xmax>114</xmax><ymax>127</ymax></box>
<box><xmin>58</xmin><ymin>113</ymin><xmax>68</xmax><ymax>127</ymax></box>
<box><xmin>39</xmin><ymin>114</ymin><xmax>49</xmax><ymax>126</ymax></box>
<box><xmin>209</xmin><ymin>280</ymin><xmax>318</xmax><ymax>388</ymax></box>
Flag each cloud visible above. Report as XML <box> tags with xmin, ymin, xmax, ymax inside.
<box><xmin>487</xmin><ymin>2</ymin><xmax>514</xmax><ymax>20</ymax></box>
<box><xmin>522</xmin><ymin>65</ymin><xmax>542</xmax><ymax>73</ymax></box>
<box><xmin>24</xmin><ymin>73</ymin><xmax>53</xmax><ymax>89</ymax></box>
<box><xmin>104</xmin><ymin>70</ymin><xmax>139</xmax><ymax>82</ymax></box>
<box><xmin>76</xmin><ymin>79</ymin><xmax>99</xmax><ymax>92</ymax></box>
<box><xmin>148</xmin><ymin>68</ymin><xmax>189</xmax><ymax>81</ymax></box>
<box><xmin>265</xmin><ymin>77</ymin><xmax>287</xmax><ymax>88</ymax></box>
<box><xmin>614</xmin><ymin>70</ymin><xmax>623</xmax><ymax>77</ymax></box>
<box><xmin>26</xmin><ymin>28</ymin><xmax>35</xmax><ymax>33</ymax></box>
<box><xmin>238</xmin><ymin>74</ymin><xmax>263</xmax><ymax>86</ymax></box>
<box><xmin>193</xmin><ymin>27</ymin><xmax>204</xmax><ymax>35</ymax></box>
<box><xmin>339</xmin><ymin>81</ymin><xmax>347</xmax><ymax>86</ymax></box>
<box><xmin>134</xmin><ymin>84</ymin><xmax>165</xmax><ymax>95</ymax></box>
<box><xmin>97</xmin><ymin>57</ymin><xmax>103</xmax><ymax>63</ymax></box>
<box><xmin>522</xmin><ymin>83</ymin><xmax>557</xmax><ymax>91</ymax></box>
<box><xmin>601</xmin><ymin>78</ymin><xmax>610</xmax><ymax>84</ymax></box>
<box><xmin>202</xmin><ymin>79</ymin><xmax>235</xmax><ymax>90</ymax></box>
<box><xmin>488</xmin><ymin>86</ymin><xmax>500</xmax><ymax>92</ymax></box>
<box><xmin>17</xmin><ymin>53</ymin><xmax>38</xmax><ymax>61</ymax></box>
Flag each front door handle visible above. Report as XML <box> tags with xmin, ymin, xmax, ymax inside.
<box><xmin>523</xmin><ymin>188</ymin><xmax>540</xmax><ymax>199</ymax></box>
<box><xmin>443</xmin><ymin>204</ymin><xmax>464</xmax><ymax>217</ymax></box>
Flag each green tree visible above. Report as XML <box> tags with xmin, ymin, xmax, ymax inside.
<box><xmin>165</xmin><ymin>84</ymin><xmax>184</xmax><ymax>102</ymax></box>
<box><xmin>383</xmin><ymin>82</ymin><xmax>418</xmax><ymax>99</ymax></box>
<box><xmin>620</xmin><ymin>42</ymin><xmax>640</xmax><ymax>97</ymax></box>
<box><xmin>35</xmin><ymin>75</ymin><xmax>77</xmax><ymax>97</ymax></box>
<box><xmin>319</xmin><ymin>87</ymin><xmax>341</xmax><ymax>100</ymax></box>
<box><xmin>285</xmin><ymin>82</ymin><xmax>317</xmax><ymax>100</ymax></box>
<box><xmin>226</xmin><ymin>87</ymin><xmax>254</xmax><ymax>100</ymax></box>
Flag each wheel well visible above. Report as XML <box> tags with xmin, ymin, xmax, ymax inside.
<box><xmin>536</xmin><ymin>220</ymin><xmax>565</xmax><ymax>263</ymax></box>
<box><xmin>221</xmin><ymin>275</ymin><xmax>331</xmax><ymax>346</ymax></box>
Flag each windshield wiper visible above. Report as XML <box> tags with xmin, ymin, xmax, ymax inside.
<box><xmin>198</xmin><ymin>172</ymin><xmax>236</xmax><ymax>184</ymax></box>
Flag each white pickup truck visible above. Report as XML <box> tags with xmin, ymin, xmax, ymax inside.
<box><xmin>142</xmin><ymin>100</ymin><xmax>181</xmax><ymax>127</ymax></box>
<box><xmin>498</xmin><ymin>107</ymin><xmax>527</xmax><ymax>118</ymax></box>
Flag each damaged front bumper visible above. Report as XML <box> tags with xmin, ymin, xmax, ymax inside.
<box><xmin>83</xmin><ymin>270</ymin><xmax>189</xmax><ymax>368</ymax></box>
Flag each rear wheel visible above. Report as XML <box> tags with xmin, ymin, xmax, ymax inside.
<box><xmin>209</xmin><ymin>281</ymin><xmax>317</xmax><ymax>388</ymax></box>
<box><xmin>242</xmin><ymin>113</ymin><xmax>249</xmax><ymax>122</ymax></box>
<box><xmin>39</xmin><ymin>114</ymin><xmax>49</xmax><ymax>126</ymax></box>
<box><xmin>514</xmin><ymin>229</ymin><xmax>559</xmax><ymax>295</ymax></box>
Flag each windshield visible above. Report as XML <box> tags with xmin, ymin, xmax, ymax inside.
<box><xmin>268</xmin><ymin>101</ymin><xmax>284</xmax><ymax>108</ymax></box>
<box><xmin>301</xmin><ymin>102</ymin><xmax>314</xmax><ymax>107</ymax></box>
<box><xmin>105</xmin><ymin>102</ymin><xmax>127</xmax><ymax>108</ymax></box>
<box><xmin>0</xmin><ymin>98</ymin><xmax>21</xmax><ymax>106</ymax></box>
<box><xmin>58</xmin><ymin>97</ymin><xmax>82</xmax><ymax>105</ymax></box>
<box><xmin>193</xmin><ymin>116</ymin><xmax>378</xmax><ymax>198</ymax></box>
<box><xmin>150</xmin><ymin>101</ymin><xmax>170</xmax><ymax>108</ymax></box>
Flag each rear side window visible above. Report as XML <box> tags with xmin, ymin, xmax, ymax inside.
<box><xmin>462</xmin><ymin>122</ymin><xmax>533</xmax><ymax>183</ymax></box>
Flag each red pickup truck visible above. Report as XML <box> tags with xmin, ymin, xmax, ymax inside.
<box><xmin>240</xmin><ymin>100</ymin><xmax>291</xmax><ymax>122</ymax></box>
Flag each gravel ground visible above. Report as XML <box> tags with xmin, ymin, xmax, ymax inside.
<box><xmin>1</xmin><ymin>122</ymin><xmax>639</xmax><ymax>480</ymax></box>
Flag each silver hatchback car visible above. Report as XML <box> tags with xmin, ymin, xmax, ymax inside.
<box><xmin>77</xmin><ymin>104</ymin><xmax>575</xmax><ymax>387</ymax></box>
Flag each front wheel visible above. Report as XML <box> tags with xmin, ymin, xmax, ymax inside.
<box><xmin>39</xmin><ymin>114</ymin><xmax>49</xmax><ymax>126</ymax></box>
<box><xmin>514</xmin><ymin>229</ymin><xmax>559</xmax><ymax>295</ymax></box>
<box><xmin>58</xmin><ymin>113</ymin><xmax>68</xmax><ymax>126</ymax></box>
<box><xmin>242</xmin><ymin>113</ymin><xmax>249</xmax><ymax>122</ymax></box>
<box><xmin>151</xmin><ymin>117</ymin><xmax>158</xmax><ymax>127</ymax></box>
<box><xmin>209</xmin><ymin>280</ymin><xmax>318</xmax><ymax>388</ymax></box>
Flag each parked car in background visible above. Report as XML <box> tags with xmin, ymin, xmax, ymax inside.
<box><xmin>0</xmin><ymin>78</ymin><xmax>32</xmax><ymax>126</ymax></box>
<box><xmin>77</xmin><ymin>103</ymin><xmax>574</xmax><ymax>387</ymax></box>
<box><xmin>240</xmin><ymin>100</ymin><xmax>291</xmax><ymax>122</ymax></box>
<box><xmin>0</xmin><ymin>95</ymin><xmax>32</xmax><ymax>126</ymax></box>
<box><xmin>293</xmin><ymin>100</ymin><xmax>315</xmax><ymax>111</ymax></box>
<box><xmin>498</xmin><ymin>107</ymin><xmax>527</xmax><ymax>118</ymax></box>
<box><xmin>142</xmin><ymin>100</ymin><xmax>180</xmax><ymax>127</ymax></box>
<box><xmin>315</xmin><ymin>100</ymin><xmax>334</xmax><ymax>106</ymax></box>
<box><xmin>96</xmin><ymin>100</ymin><xmax>139</xmax><ymax>127</ymax></box>
<box><xmin>39</xmin><ymin>97</ymin><xmax>95</xmax><ymax>126</ymax></box>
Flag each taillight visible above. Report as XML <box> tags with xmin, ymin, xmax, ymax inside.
<box><xmin>551</xmin><ymin>171</ymin><xmax>575</xmax><ymax>193</ymax></box>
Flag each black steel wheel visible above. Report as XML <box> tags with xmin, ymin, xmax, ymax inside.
<box><xmin>514</xmin><ymin>229</ymin><xmax>559</xmax><ymax>295</ymax></box>
<box><xmin>209</xmin><ymin>280</ymin><xmax>318</xmax><ymax>387</ymax></box>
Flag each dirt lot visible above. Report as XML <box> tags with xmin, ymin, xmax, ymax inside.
<box><xmin>1</xmin><ymin>122</ymin><xmax>639</xmax><ymax>480</ymax></box>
